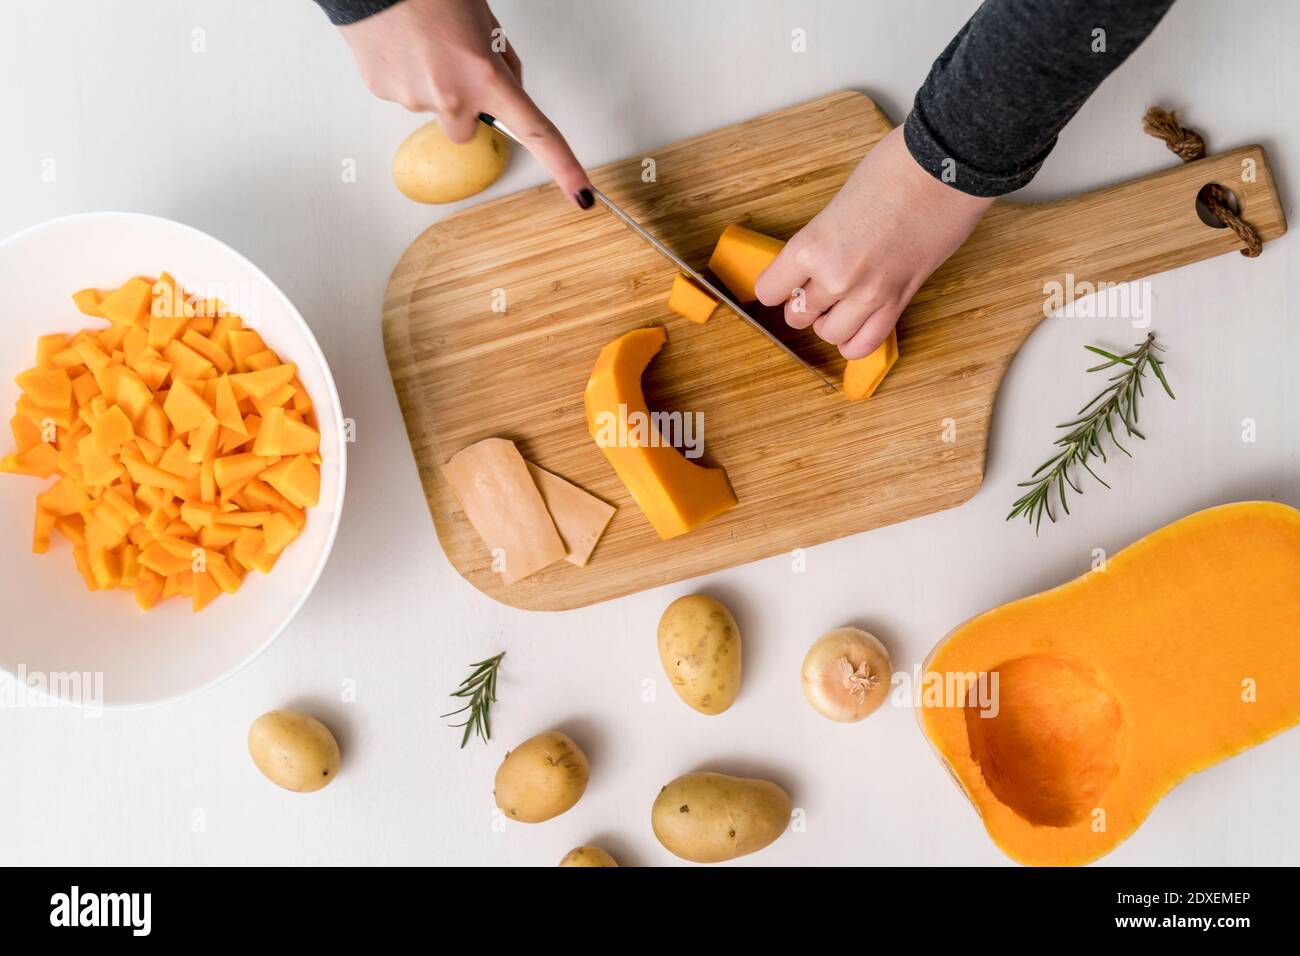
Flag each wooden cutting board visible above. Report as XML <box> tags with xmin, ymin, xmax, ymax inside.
<box><xmin>383</xmin><ymin>91</ymin><xmax>1286</xmax><ymax>611</ymax></box>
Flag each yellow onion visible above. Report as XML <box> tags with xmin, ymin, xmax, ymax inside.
<box><xmin>801</xmin><ymin>627</ymin><xmax>893</xmax><ymax>722</ymax></box>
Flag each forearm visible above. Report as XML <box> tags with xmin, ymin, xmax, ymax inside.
<box><xmin>904</xmin><ymin>0</ymin><xmax>1176</xmax><ymax>196</ymax></box>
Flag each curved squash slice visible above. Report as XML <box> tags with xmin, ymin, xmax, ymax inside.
<box><xmin>584</xmin><ymin>327</ymin><xmax>736</xmax><ymax>540</ymax></box>
<box><xmin>919</xmin><ymin>501</ymin><xmax>1300</xmax><ymax>866</ymax></box>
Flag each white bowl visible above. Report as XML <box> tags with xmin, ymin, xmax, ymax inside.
<box><xmin>0</xmin><ymin>212</ymin><xmax>346</xmax><ymax>708</ymax></box>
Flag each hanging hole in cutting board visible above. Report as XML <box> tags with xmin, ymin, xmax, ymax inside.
<box><xmin>1195</xmin><ymin>181</ymin><xmax>1242</xmax><ymax>229</ymax></box>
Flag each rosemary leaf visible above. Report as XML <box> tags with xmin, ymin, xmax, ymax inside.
<box><xmin>1007</xmin><ymin>333</ymin><xmax>1173</xmax><ymax>532</ymax></box>
<box><xmin>441</xmin><ymin>651</ymin><xmax>505</xmax><ymax>748</ymax></box>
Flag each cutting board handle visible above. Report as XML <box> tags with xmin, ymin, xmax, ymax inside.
<box><xmin>1009</xmin><ymin>146</ymin><xmax>1287</xmax><ymax>330</ymax></box>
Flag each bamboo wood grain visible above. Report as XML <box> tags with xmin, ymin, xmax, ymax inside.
<box><xmin>383</xmin><ymin>91</ymin><xmax>1287</xmax><ymax>611</ymax></box>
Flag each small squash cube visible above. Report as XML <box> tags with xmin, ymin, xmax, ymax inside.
<box><xmin>212</xmin><ymin>453</ymin><xmax>273</xmax><ymax>492</ymax></box>
<box><xmin>10</xmin><ymin>414</ymin><xmax>44</xmax><ymax>453</ymax></box>
<box><xmin>278</xmin><ymin>417</ymin><xmax>319</xmax><ymax>456</ymax></box>
<box><xmin>163</xmin><ymin>339</ymin><xmax>214</xmax><ymax>381</ymax></box>
<box><xmin>262</xmin><ymin>512</ymin><xmax>300</xmax><ymax>554</ymax></box>
<box><xmin>72</xmin><ymin>288</ymin><xmax>106</xmax><ymax>319</ymax></box>
<box><xmin>15</xmin><ymin>368</ymin><xmax>73</xmax><ymax>409</ymax></box>
<box><xmin>707</xmin><ymin>224</ymin><xmax>786</xmax><ymax>304</ymax></box>
<box><xmin>252</xmin><ymin>406</ymin><xmax>285</xmax><ymax>457</ymax></box>
<box><xmin>667</xmin><ymin>274</ymin><xmax>718</xmax><ymax>325</ymax></box>
<box><xmin>134</xmin><ymin>567</ymin><xmax>165</xmax><ymax>610</ymax></box>
<box><xmin>92</xmin><ymin>405</ymin><xmax>135</xmax><ymax>455</ymax></box>
<box><xmin>98</xmin><ymin>277</ymin><xmax>154</xmax><ymax>326</ymax></box>
<box><xmin>192</xmin><ymin>569</ymin><xmax>222</xmax><ymax>612</ymax></box>
<box><xmin>261</xmin><ymin>455</ymin><xmax>320</xmax><ymax>509</ymax></box>
<box><xmin>115</xmin><ymin>371</ymin><xmax>154</xmax><ymax>421</ymax></box>
<box><xmin>162</xmin><ymin>379</ymin><xmax>212</xmax><ymax>434</ymax></box>
<box><xmin>0</xmin><ymin>443</ymin><xmax>59</xmax><ymax>478</ymax></box>
<box><xmin>37</xmin><ymin>334</ymin><xmax>68</xmax><ymax>369</ymax></box>
<box><xmin>230</xmin><ymin>364</ymin><xmax>297</xmax><ymax>401</ymax></box>
<box><xmin>181</xmin><ymin>329</ymin><xmax>234</xmax><ymax>374</ymax></box>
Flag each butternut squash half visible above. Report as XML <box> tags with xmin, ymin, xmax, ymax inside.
<box><xmin>584</xmin><ymin>327</ymin><xmax>736</xmax><ymax>539</ymax></box>
<box><xmin>919</xmin><ymin>501</ymin><xmax>1300</xmax><ymax>866</ymax></box>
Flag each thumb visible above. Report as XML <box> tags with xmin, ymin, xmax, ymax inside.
<box><xmin>755</xmin><ymin>242</ymin><xmax>810</xmax><ymax>308</ymax></box>
<box><xmin>436</xmin><ymin>109</ymin><xmax>481</xmax><ymax>145</ymax></box>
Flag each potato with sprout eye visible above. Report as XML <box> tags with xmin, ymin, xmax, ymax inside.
<box><xmin>493</xmin><ymin>730</ymin><xmax>589</xmax><ymax>823</ymax></box>
<box><xmin>657</xmin><ymin>594</ymin><xmax>742</xmax><ymax>715</ymax></box>
<box><xmin>652</xmin><ymin>771</ymin><xmax>791</xmax><ymax>863</ymax></box>
<box><xmin>801</xmin><ymin>627</ymin><xmax>893</xmax><ymax>722</ymax></box>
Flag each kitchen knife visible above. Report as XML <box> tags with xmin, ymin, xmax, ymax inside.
<box><xmin>478</xmin><ymin>113</ymin><xmax>836</xmax><ymax>392</ymax></box>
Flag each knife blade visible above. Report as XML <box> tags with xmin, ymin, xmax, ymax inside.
<box><xmin>478</xmin><ymin>113</ymin><xmax>836</xmax><ymax>392</ymax></box>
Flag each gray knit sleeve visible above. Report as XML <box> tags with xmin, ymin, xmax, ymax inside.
<box><xmin>313</xmin><ymin>0</ymin><xmax>403</xmax><ymax>27</ymax></box>
<box><xmin>904</xmin><ymin>0</ymin><xmax>1176</xmax><ymax>197</ymax></box>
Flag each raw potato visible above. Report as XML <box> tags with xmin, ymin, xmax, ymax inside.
<box><xmin>493</xmin><ymin>730</ymin><xmax>589</xmax><ymax>823</ymax></box>
<box><xmin>392</xmin><ymin>119</ymin><xmax>509</xmax><ymax>204</ymax></box>
<box><xmin>247</xmin><ymin>709</ymin><xmax>341</xmax><ymax>793</ymax></box>
<box><xmin>559</xmin><ymin>846</ymin><xmax>619</xmax><ymax>867</ymax></box>
<box><xmin>657</xmin><ymin>594</ymin><xmax>742</xmax><ymax>715</ymax></box>
<box><xmin>652</xmin><ymin>772</ymin><xmax>791</xmax><ymax>863</ymax></box>
<box><xmin>801</xmin><ymin>627</ymin><xmax>893</xmax><ymax>722</ymax></box>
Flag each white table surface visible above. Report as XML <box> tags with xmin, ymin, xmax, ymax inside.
<box><xmin>3</xmin><ymin>0</ymin><xmax>1298</xmax><ymax>867</ymax></box>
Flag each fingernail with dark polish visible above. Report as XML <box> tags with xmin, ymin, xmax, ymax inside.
<box><xmin>576</xmin><ymin>188</ymin><xmax>594</xmax><ymax>210</ymax></box>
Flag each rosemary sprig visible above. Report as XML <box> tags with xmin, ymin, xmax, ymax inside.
<box><xmin>1007</xmin><ymin>333</ymin><xmax>1174</xmax><ymax>532</ymax></box>
<box><xmin>442</xmin><ymin>652</ymin><xmax>505</xmax><ymax>748</ymax></box>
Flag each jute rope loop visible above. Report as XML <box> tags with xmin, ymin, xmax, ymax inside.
<box><xmin>1143</xmin><ymin>106</ymin><xmax>1263</xmax><ymax>257</ymax></box>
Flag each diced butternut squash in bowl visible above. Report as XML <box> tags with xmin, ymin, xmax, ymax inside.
<box><xmin>1</xmin><ymin>273</ymin><xmax>323</xmax><ymax>612</ymax></box>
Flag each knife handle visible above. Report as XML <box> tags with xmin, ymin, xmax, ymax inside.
<box><xmin>478</xmin><ymin>113</ymin><xmax>519</xmax><ymax>145</ymax></box>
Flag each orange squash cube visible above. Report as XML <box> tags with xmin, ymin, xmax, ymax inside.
<box><xmin>16</xmin><ymin>368</ymin><xmax>73</xmax><ymax>409</ymax></box>
<box><xmin>92</xmin><ymin>405</ymin><xmax>135</xmax><ymax>455</ymax></box>
<box><xmin>278</xmin><ymin>417</ymin><xmax>319</xmax><ymax>456</ymax></box>
<box><xmin>162</xmin><ymin>380</ymin><xmax>212</xmax><ymax>434</ymax></box>
<box><xmin>230</xmin><ymin>364</ymin><xmax>296</xmax><ymax>401</ymax></box>
<box><xmin>72</xmin><ymin>288</ymin><xmax>106</xmax><ymax>319</ymax></box>
<box><xmin>0</xmin><ymin>442</ymin><xmax>59</xmax><ymax>478</ymax></box>
<box><xmin>212</xmin><ymin>453</ymin><xmax>273</xmax><ymax>492</ymax></box>
<box><xmin>98</xmin><ymin>277</ymin><xmax>154</xmax><ymax>326</ymax></box>
<box><xmin>707</xmin><ymin>224</ymin><xmax>787</xmax><ymax>304</ymax></box>
<box><xmin>666</xmin><ymin>274</ymin><xmax>718</xmax><ymax>325</ymax></box>
<box><xmin>262</xmin><ymin>512</ymin><xmax>300</xmax><ymax>555</ymax></box>
<box><xmin>36</xmin><ymin>334</ymin><xmax>68</xmax><ymax>369</ymax></box>
<box><xmin>261</xmin><ymin>455</ymin><xmax>320</xmax><ymax>509</ymax></box>
<box><xmin>182</xmin><ymin>329</ymin><xmax>234</xmax><ymax>374</ymax></box>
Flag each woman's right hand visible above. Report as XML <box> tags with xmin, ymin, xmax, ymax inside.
<box><xmin>339</xmin><ymin>0</ymin><xmax>593</xmax><ymax>208</ymax></box>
